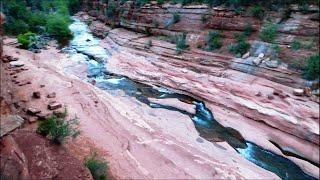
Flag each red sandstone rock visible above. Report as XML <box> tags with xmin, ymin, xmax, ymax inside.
<box><xmin>47</xmin><ymin>92</ymin><xmax>56</xmax><ymax>98</ymax></box>
<box><xmin>48</xmin><ymin>102</ymin><xmax>62</xmax><ymax>110</ymax></box>
<box><xmin>32</xmin><ymin>91</ymin><xmax>41</xmax><ymax>99</ymax></box>
<box><xmin>26</xmin><ymin>107</ymin><xmax>41</xmax><ymax>115</ymax></box>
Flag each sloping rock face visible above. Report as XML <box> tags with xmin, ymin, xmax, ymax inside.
<box><xmin>71</xmin><ymin>15</ymin><xmax>319</xmax><ymax>176</ymax></box>
<box><xmin>3</xmin><ymin>41</ymin><xmax>279</xmax><ymax>179</ymax></box>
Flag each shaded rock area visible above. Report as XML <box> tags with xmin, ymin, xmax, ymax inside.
<box><xmin>0</xmin><ymin>131</ymin><xmax>92</xmax><ymax>180</ymax></box>
<box><xmin>0</xmin><ymin>115</ymin><xmax>24</xmax><ymax>137</ymax></box>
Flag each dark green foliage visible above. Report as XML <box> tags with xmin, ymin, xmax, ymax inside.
<box><xmin>3</xmin><ymin>0</ymin><xmax>75</xmax><ymax>37</ymax></box>
<box><xmin>157</xmin><ymin>0</ymin><xmax>165</xmax><ymax>5</ymax></box>
<box><xmin>259</xmin><ymin>23</ymin><xmax>278</xmax><ymax>43</ymax></box>
<box><xmin>106</xmin><ymin>0</ymin><xmax>117</xmax><ymax>18</ymax></box>
<box><xmin>4</xmin><ymin>19</ymin><xmax>30</xmax><ymax>35</ymax></box>
<box><xmin>249</xmin><ymin>5</ymin><xmax>265</xmax><ymax>20</ymax></box>
<box><xmin>17</xmin><ymin>32</ymin><xmax>36</xmax><ymax>49</ymax></box>
<box><xmin>136</xmin><ymin>0</ymin><xmax>150</xmax><ymax>7</ymax></box>
<box><xmin>243</xmin><ymin>24</ymin><xmax>254</xmax><ymax>36</ymax></box>
<box><xmin>37</xmin><ymin>110</ymin><xmax>80</xmax><ymax>144</ymax></box>
<box><xmin>207</xmin><ymin>31</ymin><xmax>222</xmax><ymax>51</ymax></box>
<box><xmin>228</xmin><ymin>33</ymin><xmax>250</xmax><ymax>56</ymax></box>
<box><xmin>304</xmin><ymin>54</ymin><xmax>320</xmax><ymax>80</ymax></box>
<box><xmin>175</xmin><ymin>33</ymin><xmax>189</xmax><ymax>54</ymax></box>
<box><xmin>291</xmin><ymin>40</ymin><xmax>302</xmax><ymax>51</ymax></box>
<box><xmin>173</xmin><ymin>12</ymin><xmax>181</xmax><ymax>24</ymax></box>
<box><xmin>47</xmin><ymin>14</ymin><xmax>72</xmax><ymax>37</ymax></box>
<box><xmin>85</xmin><ymin>152</ymin><xmax>109</xmax><ymax>180</ymax></box>
<box><xmin>201</xmin><ymin>14</ymin><xmax>208</xmax><ymax>23</ymax></box>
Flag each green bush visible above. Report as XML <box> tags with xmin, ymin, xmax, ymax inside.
<box><xmin>207</xmin><ymin>31</ymin><xmax>222</xmax><ymax>51</ymax></box>
<box><xmin>173</xmin><ymin>12</ymin><xmax>181</xmax><ymax>24</ymax></box>
<box><xmin>249</xmin><ymin>5</ymin><xmax>265</xmax><ymax>20</ymax></box>
<box><xmin>304</xmin><ymin>54</ymin><xmax>319</xmax><ymax>80</ymax></box>
<box><xmin>106</xmin><ymin>0</ymin><xmax>117</xmax><ymax>18</ymax></box>
<box><xmin>37</xmin><ymin>112</ymin><xmax>80</xmax><ymax>144</ymax></box>
<box><xmin>228</xmin><ymin>33</ymin><xmax>250</xmax><ymax>56</ymax></box>
<box><xmin>4</xmin><ymin>19</ymin><xmax>29</xmax><ymax>35</ymax></box>
<box><xmin>17</xmin><ymin>32</ymin><xmax>36</xmax><ymax>49</ymax></box>
<box><xmin>47</xmin><ymin>14</ymin><xmax>72</xmax><ymax>37</ymax></box>
<box><xmin>85</xmin><ymin>152</ymin><xmax>109</xmax><ymax>180</ymax></box>
<box><xmin>291</xmin><ymin>40</ymin><xmax>302</xmax><ymax>51</ymax></box>
<box><xmin>243</xmin><ymin>24</ymin><xmax>254</xmax><ymax>36</ymax></box>
<box><xmin>157</xmin><ymin>0</ymin><xmax>165</xmax><ymax>5</ymax></box>
<box><xmin>175</xmin><ymin>33</ymin><xmax>189</xmax><ymax>54</ymax></box>
<box><xmin>259</xmin><ymin>23</ymin><xmax>278</xmax><ymax>43</ymax></box>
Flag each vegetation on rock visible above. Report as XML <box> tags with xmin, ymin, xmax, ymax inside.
<box><xmin>85</xmin><ymin>152</ymin><xmax>109</xmax><ymax>180</ymax></box>
<box><xmin>228</xmin><ymin>33</ymin><xmax>251</xmax><ymax>56</ymax></box>
<box><xmin>259</xmin><ymin>23</ymin><xmax>278</xmax><ymax>43</ymax></box>
<box><xmin>304</xmin><ymin>54</ymin><xmax>320</xmax><ymax>80</ymax></box>
<box><xmin>249</xmin><ymin>5</ymin><xmax>265</xmax><ymax>20</ymax></box>
<box><xmin>37</xmin><ymin>109</ymin><xmax>80</xmax><ymax>144</ymax></box>
<box><xmin>206</xmin><ymin>31</ymin><xmax>222</xmax><ymax>51</ymax></box>
<box><xmin>175</xmin><ymin>33</ymin><xmax>189</xmax><ymax>54</ymax></box>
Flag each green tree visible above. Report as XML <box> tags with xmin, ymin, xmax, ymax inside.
<box><xmin>47</xmin><ymin>14</ymin><xmax>72</xmax><ymax>37</ymax></box>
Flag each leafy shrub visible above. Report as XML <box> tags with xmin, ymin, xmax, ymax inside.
<box><xmin>304</xmin><ymin>54</ymin><xmax>319</xmax><ymax>80</ymax></box>
<box><xmin>291</xmin><ymin>40</ymin><xmax>302</xmax><ymax>51</ymax></box>
<box><xmin>249</xmin><ymin>5</ymin><xmax>265</xmax><ymax>20</ymax></box>
<box><xmin>228</xmin><ymin>33</ymin><xmax>250</xmax><ymax>56</ymax></box>
<box><xmin>106</xmin><ymin>0</ymin><xmax>117</xmax><ymax>18</ymax></box>
<box><xmin>173</xmin><ymin>12</ymin><xmax>181</xmax><ymax>24</ymax></box>
<box><xmin>136</xmin><ymin>0</ymin><xmax>150</xmax><ymax>7</ymax></box>
<box><xmin>243</xmin><ymin>24</ymin><xmax>254</xmax><ymax>36</ymax></box>
<box><xmin>37</xmin><ymin>112</ymin><xmax>80</xmax><ymax>144</ymax></box>
<box><xmin>157</xmin><ymin>0</ymin><xmax>165</xmax><ymax>5</ymax></box>
<box><xmin>85</xmin><ymin>152</ymin><xmax>109</xmax><ymax>180</ymax></box>
<box><xmin>17</xmin><ymin>32</ymin><xmax>36</xmax><ymax>49</ymax></box>
<box><xmin>201</xmin><ymin>14</ymin><xmax>208</xmax><ymax>23</ymax></box>
<box><xmin>4</xmin><ymin>19</ymin><xmax>29</xmax><ymax>35</ymax></box>
<box><xmin>175</xmin><ymin>33</ymin><xmax>189</xmax><ymax>54</ymax></box>
<box><xmin>207</xmin><ymin>31</ymin><xmax>222</xmax><ymax>51</ymax></box>
<box><xmin>47</xmin><ymin>14</ymin><xmax>72</xmax><ymax>37</ymax></box>
<box><xmin>259</xmin><ymin>23</ymin><xmax>278</xmax><ymax>43</ymax></box>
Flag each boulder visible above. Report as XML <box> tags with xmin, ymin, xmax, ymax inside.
<box><xmin>293</xmin><ymin>89</ymin><xmax>304</xmax><ymax>96</ymax></box>
<box><xmin>48</xmin><ymin>102</ymin><xmax>62</xmax><ymax>110</ymax></box>
<box><xmin>47</xmin><ymin>92</ymin><xmax>56</xmax><ymax>98</ymax></box>
<box><xmin>304</xmin><ymin>87</ymin><xmax>312</xmax><ymax>97</ymax></box>
<box><xmin>258</xmin><ymin>53</ymin><xmax>264</xmax><ymax>58</ymax></box>
<box><xmin>32</xmin><ymin>91</ymin><xmax>41</xmax><ymax>99</ymax></box>
<box><xmin>10</xmin><ymin>61</ymin><xmax>24</xmax><ymax>68</ymax></box>
<box><xmin>273</xmin><ymin>89</ymin><xmax>283</xmax><ymax>96</ymax></box>
<box><xmin>267</xmin><ymin>94</ymin><xmax>274</xmax><ymax>100</ymax></box>
<box><xmin>27</xmin><ymin>107</ymin><xmax>41</xmax><ymax>115</ymax></box>
<box><xmin>242</xmin><ymin>52</ymin><xmax>250</xmax><ymax>59</ymax></box>
<box><xmin>36</xmin><ymin>112</ymin><xmax>51</xmax><ymax>120</ymax></box>
<box><xmin>265</xmin><ymin>60</ymin><xmax>279</xmax><ymax>68</ymax></box>
<box><xmin>252</xmin><ymin>57</ymin><xmax>262</xmax><ymax>66</ymax></box>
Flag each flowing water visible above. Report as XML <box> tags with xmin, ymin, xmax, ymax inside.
<box><xmin>63</xmin><ymin>18</ymin><xmax>316</xmax><ymax>180</ymax></box>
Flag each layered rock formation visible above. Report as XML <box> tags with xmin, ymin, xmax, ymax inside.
<box><xmin>76</xmin><ymin>9</ymin><xmax>319</xmax><ymax>177</ymax></box>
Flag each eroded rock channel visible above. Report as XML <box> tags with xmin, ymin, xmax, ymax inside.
<box><xmin>63</xmin><ymin>17</ymin><xmax>316</xmax><ymax>180</ymax></box>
